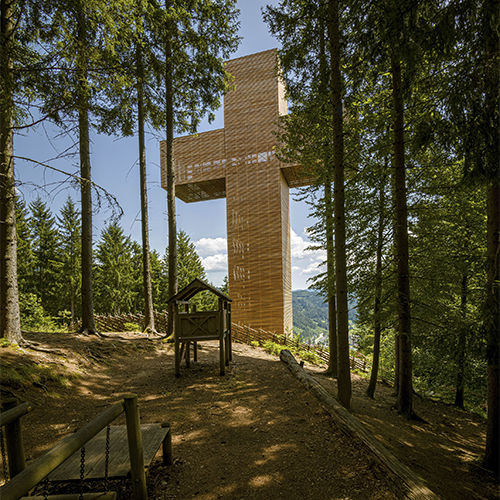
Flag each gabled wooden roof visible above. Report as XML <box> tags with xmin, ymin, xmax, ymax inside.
<box><xmin>167</xmin><ymin>278</ymin><xmax>232</xmax><ymax>304</ymax></box>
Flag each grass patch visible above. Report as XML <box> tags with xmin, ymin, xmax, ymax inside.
<box><xmin>1</xmin><ymin>361</ymin><xmax>78</xmax><ymax>390</ymax></box>
<box><xmin>260</xmin><ymin>340</ymin><xmax>322</xmax><ymax>366</ymax></box>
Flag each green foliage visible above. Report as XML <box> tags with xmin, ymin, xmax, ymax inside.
<box><xmin>292</xmin><ymin>290</ymin><xmax>356</xmax><ymax>345</ymax></box>
<box><xmin>1</xmin><ymin>360</ymin><xmax>75</xmax><ymax>390</ymax></box>
<box><xmin>94</xmin><ymin>222</ymin><xmax>138</xmax><ymax>315</ymax></box>
<box><xmin>123</xmin><ymin>322</ymin><xmax>141</xmax><ymax>332</ymax></box>
<box><xmin>28</xmin><ymin>197</ymin><xmax>62</xmax><ymax>317</ymax></box>
<box><xmin>298</xmin><ymin>350</ymin><xmax>321</xmax><ymax>365</ymax></box>
<box><xmin>262</xmin><ymin>340</ymin><xmax>282</xmax><ymax>357</ymax></box>
<box><xmin>19</xmin><ymin>292</ymin><xmax>57</xmax><ymax>332</ymax></box>
<box><xmin>57</xmin><ymin>196</ymin><xmax>82</xmax><ymax>321</ymax></box>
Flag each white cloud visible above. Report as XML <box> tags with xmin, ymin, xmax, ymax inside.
<box><xmin>290</xmin><ymin>229</ymin><xmax>313</xmax><ymax>259</ymax></box>
<box><xmin>201</xmin><ymin>253</ymin><xmax>228</xmax><ymax>272</ymax></box>
<box><xmin>195</xmin><ymin>237</ymin><xmax>227</xmax><ymax>257</ymax></box>
<box><xmin>300</xmin><ymin>260</ymin><xmax>325</xmax><ymax>275</ymax></box>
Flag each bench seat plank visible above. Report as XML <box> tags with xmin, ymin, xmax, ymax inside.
<box><xmin>49</xmin><ymin>424</ymin><xmax>169</xmax><ymax>482</ymax></box>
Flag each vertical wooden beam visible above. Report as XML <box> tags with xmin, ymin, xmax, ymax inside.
<box><xmin>2</xmin><ymin>398</ymin><xmax>25</xmax><ymax>477</ymax></box>
<box><xmin>218</xmin><ymin>299</ymin><xmax>225</xmax><ymax>375</ymax></box>
<box><xmin>174</xmin><ymin>302</ymin><xmax>180</xmax><ymax>377</ymax></box>
<box><xmin>160</xmin><ymin>423</ymin><xmax>173</xmax><ymax>466</ymax></box>
<box><xmin>124</xmin><ymin>394</ymin><xmax>147</xmax><ymax>500</ymax></box>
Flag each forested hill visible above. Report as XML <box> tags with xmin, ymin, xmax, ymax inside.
<box><xmin>292</xmin><ymin>290</ymin><xmax>356</xmax><ymax>345</ymax></box>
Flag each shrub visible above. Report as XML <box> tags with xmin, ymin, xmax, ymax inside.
<box><xmin>298</xmin><ymin>350</ymin><xmax>321</xmax><ymax>365</ymax></box>
<box><xmin>123</xmin><ymin>322</ymin><xmax>141</xmax><ymax>332</ymax></box>
<box><xmin>19</xmin><ymin>293</ymin><xmax>57</xmax><ymax>332</ymax></box>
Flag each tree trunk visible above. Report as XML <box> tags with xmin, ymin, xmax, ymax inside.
<box><xmin>454</xmin><ymin>273</ymin><xmax>467</xmax><ymax>408</ymax></box>
<box><xmin>391</xmin><ymin>54</ymin><xmax>413</xmax><ymax>418</ymax></box>
<box><xmin>77</xmin><ymin>4</ymin><xmax>96</xmax><ymax>335</ymax></box>
<box><xmin>482</xmin><ymin>0</ymin><xmax>499</xmax><ymax>472</ymax></box>
<box><xmin>367</xmin><ymin>172</ymin><xmax>386</xmax><ymax>399</ymax></box>
<box><xmin>484</xmin><ymin>181</ymin><xmax>499</xmax><ymax>472</ymax></box>
<box><xmin>136</xmin><ymin>40</ymin><xmax>156</xmax><ymax>334</ymax></box>
<box><xmin>325</xmin><ymin>180</ymin><xmax>337</xmax><ymax>376</ymax></box>
<box><xmin>0</xmin><ymin>0</ymin><xmax>22</xmax><ymax>343</ymax></box>
<box><xmin>165</xmin><ymin>7</ymin><xmax>177</xmax><ymax>337</ymax></box>
<box><xmin>328</xmin><ymin>0</ymin><xmax>351</xmax><ymax>410</ymax></box>
<box><xmin>319</xmin><ymin>13</ymin><xmax>337</xmax><ymax>378</ymax></box>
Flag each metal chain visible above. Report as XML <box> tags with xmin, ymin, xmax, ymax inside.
<box><xmin>0</xmin><ymin>427</ymin><xmax>8</xmax><ymax>482</ymax></box>
<box><xmin>43</xmin><ymin>476</ymin><xmax>50</xmax><ymax>500</ymax></box>
<box><xmin>104</xmin><ymin>425</ymin><xmax>110</xmax><ymax>489</ymax></box>
<box><xmin>79</xmin><ymin>446</ymin><xmax>85</xmax><ymax>500</ymax></box>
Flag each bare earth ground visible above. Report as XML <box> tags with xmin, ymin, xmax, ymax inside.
<box><xmin>0</xmin><ymin>332</ymin><xmax>498</xmax><ymax>500</ymax></box>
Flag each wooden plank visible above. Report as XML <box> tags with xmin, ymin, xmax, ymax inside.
<box><xmin>23</xmin><ymin>494</ymin><xmax>116</xmax><ymax>500</ymax></box>
<box><xmin>280</xmin><ymin>349</ymin><xmax>440</xmax><ymax>500</ymax></box>
<box><xmin>49</xmin><ymin>424</ymin><xmax>169</xmax><ymax>483</ymax></box>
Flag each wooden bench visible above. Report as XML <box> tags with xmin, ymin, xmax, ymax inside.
<box><xmin>48</xmin><ymin>423</ymin><xmax>172</xmax><ymax>482</ymax></box>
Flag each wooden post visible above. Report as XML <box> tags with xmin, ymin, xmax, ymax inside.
<box><xmin>2</xmin><ymin>398</ymin><xmax>26</xmax><ymax>477</ymax></box>
<box><xmin>218</xmin><ymin>300</ymin><xmax>225</xmax><ymax>375</ymax></box>
<box><xmin>0</xmin><ymin>401</ymin><xmax>125</xmax><ymax>500</ymax></box>
<box><xmin>174</xmin><ymin>302</ymin><xmax>180</xmax><ymax>377</ymax></box>
<box><xmin>160</xmin><ymin>423</ymin><xmax>173</xmax><ymax>466</ymax></box>
<box><xmin>227</xmin><ymin>303</ymin><xmax>232</xmax><ymax>362</ymax></box>
<box><xmin>124</xmin><ymin>394</ymin><xmax>147</xmax><ymax>500</ymax></box>
<box><xmin>185</xmin><ymin>341</ymin><xmax>191</xmax><ymax>368</ymax></box>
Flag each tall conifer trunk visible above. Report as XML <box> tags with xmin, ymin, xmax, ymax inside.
<box><xmin>391</xmin><ymin>54</ymin><xmax>413</xmax><ymax>417</ymax></box>
<box><xmin>77</xmin><ymin>2</ymin><xmax>96</xmax><ymax>335</ymax></box>
<box><xmin>136</xmin><ymin>37</ymin><xmax>156</xmax><ymax>334</ymax></box>
<box><xmin>165</xmin><ymin>3</ymin><xmax>177</xmax><ymax>337</ymax></box>
<box><xmin>328</xmin><ymin>0</ymin><xmax>351</xmax><ymax>410</ymax></box>
<box><xmin>320</xmin><ymin>10</ymin><xmax>337</xmax><ymax>377</ymax></box>
<box><xmin>482</xmin><ymin>0</ymin><xmax>499</xmax><ymax>471</ymax></box>
<box><xmin>366</xmin><ymin>172</ymin><xmax>386</xmax><ymax>398</ymax></box>
<box><xmin>454</xmin><ymin>273</ymin><xmax>467</xmax><ymax>408</ymax></box>
<box><xmin>0</xmin><ymin>0</ymin><xmax>22</xmax><ymax>343</ymax></box>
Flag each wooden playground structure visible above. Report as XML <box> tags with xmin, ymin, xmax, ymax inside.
<box><xmin>168</xmin><ymin>278</ymin><xmax>232</xmax><ymax>376</ymax></box>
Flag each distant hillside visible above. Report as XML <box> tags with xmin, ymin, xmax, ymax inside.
<box><xmin>292</xmin><ymin>290</ymin><xmax>356</xmax><ymax>345</ymax></box>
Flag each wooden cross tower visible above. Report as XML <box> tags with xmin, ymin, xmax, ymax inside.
<box><xmin>161</xmin><ymin>49</ymin><xmax>312</xmax><ymax>335</ymax></box>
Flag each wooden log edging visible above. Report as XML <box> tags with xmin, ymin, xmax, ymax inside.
<box><xmin>279</xmin><ymin>349</ymin><xmax>440</xmax><ymax>500</ymax></box>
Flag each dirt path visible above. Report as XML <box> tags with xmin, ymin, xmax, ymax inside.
<box><xmin>0</xmin><ymin>332</ymin><xmax>498</xmax><ymax>500</ymax></box>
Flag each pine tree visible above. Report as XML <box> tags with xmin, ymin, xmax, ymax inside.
<box><xmin>15</xmin><ymin>197</ymin><xmax>34</xmax><ymax>295</ymax></box>
<box><xmin>94</xmin><ymin>222</ymin><xmax>137</xmax><ymax>315</ymax></box>
<box><xmin>57</xmin><ymin>196</ymin><xmax>82</xmax><ymax>324</ymax></box>
<box><xmin>29</xmin><ymin>197</ymin><xmax>62</xmax><ymax>318</ymax></box>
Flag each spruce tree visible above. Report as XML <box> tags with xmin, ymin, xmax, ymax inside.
<box><xmin>29</xmin><ymin>197</ymin><xmax>62</xmax><ymax>318</ymax></box>
<box><xmin>57</xmin><ymin>196</ymin><xmax>82</xmax><ymax>324</ymax></box>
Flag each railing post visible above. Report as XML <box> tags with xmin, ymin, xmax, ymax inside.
<box><xmin>2</xmin><ymin>398</ymin><xmax>26</xmax><ymax>478</ymax></box>
<box><xmin>124</xmin><ymin>394</ymin><xmax>147</xmax><ymax>500</ymax></box>
<box><xmin>161</xmin><ymin>423</ymin><xmax>173</xmax><ymax>466</ymax></box>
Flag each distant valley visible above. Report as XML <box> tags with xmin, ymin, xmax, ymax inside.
<box><xmin>292</xmin><ymin>289</ymin><xmax>356</xmax><ymax>345</ymax></box>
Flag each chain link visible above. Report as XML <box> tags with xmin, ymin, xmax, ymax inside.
<box><xmin>43</xmin><ymin>476</ymin><xmax>50</xmax><ymax>500</ymax></box>
<box><xmin>0</xmin><ymin>427</ymin><xmax>8</xmax><ymax>483</ymax></box>
<box><xmin>79</xmin><ymin>446</ymin><xmax>85</xmax><ymax>500</ymax></box>
<box><xmin>104</xmin><ymin>425</ymin><xmax>110</xmax><ymax>489</ymax></box>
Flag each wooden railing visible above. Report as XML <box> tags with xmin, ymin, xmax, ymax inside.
<box><xmin>0</xmin><ymin>394</ymin><xmax>147</xmax><ymax>500</ymax></box>
<box><xmin>71</xmin><ymin>313</ymin><xmax>368</xmax><ymax>372</ymax></box>
<box><xmin>231</xmin><ymin>323</ymin><xmax>368</xmax><ymax>372</ymax></box>
<box><xmin>0</xmin><ymin>399</ymin><xmax>33</xmax><ymax>481</ymax></box>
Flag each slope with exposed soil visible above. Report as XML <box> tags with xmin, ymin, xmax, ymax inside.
<box><xmin>0</xmin><ymin>332</ymin><xmax>497</xmax><ymax>500</ymax></box>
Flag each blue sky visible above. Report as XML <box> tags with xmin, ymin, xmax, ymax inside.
<box><xmin>14</xmin><ymin>0</ymin><xmax>324</xmax><ymax>290</ymax></box>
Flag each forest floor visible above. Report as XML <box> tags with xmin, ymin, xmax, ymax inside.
<box><xmin>0</xmin><ymin>331</ymin><xmax>498</xmax><ymax>500</ymax></box>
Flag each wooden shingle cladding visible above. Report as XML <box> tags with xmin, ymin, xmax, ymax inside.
<box><xmin>161</xmin><ymin>49</ymin><xmax>313</xmax><ymax>335</ymax></box>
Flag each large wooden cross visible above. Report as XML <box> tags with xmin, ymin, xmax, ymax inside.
<box><xmin>161</xmin><ymin>49</ymin><xmax>312</xmax><ymax>335</ymax></box>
